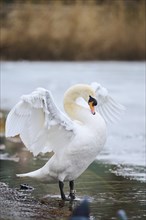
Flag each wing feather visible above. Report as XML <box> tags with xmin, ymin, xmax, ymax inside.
<box><xmin>91</xmin><ymin>82</ymin><xmax>125</xmax><ymax>124</ymax></box>
<box><xmin>108</xmin><ymin>96</ymin><xmax>125</xmax><ymax>111</ymax></box>
<box><xmin>6</xmin><ymin>88</ymin><xmax>75</xmax><ymax>156</ymax></box>
<box><xmin>104</xmin><ymin>105</ymin><xmax>120</xmax><ymax>122</ymax></box>
<box><xmin>101</xmin><ymin>105</ymin><xmax>115</xmax><ymax>123</ymax></box>
<box><xmin>6</xmin><ymin>101</ymin><xmax>30</xmax><ymax>137</ymax></box>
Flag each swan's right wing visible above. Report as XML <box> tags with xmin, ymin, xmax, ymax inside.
<box><xmin>6</xmin><ymin>88</ymin><xmax>76</xmax><ymax>156</ymax></box>
<box><xmin>91</xmin><ymin>82</ymin><xmax>125</xmax><ymax>123</ymax></box>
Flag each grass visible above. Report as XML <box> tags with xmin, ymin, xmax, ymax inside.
<box><xmin>0</xmin><ymin>1</ymin><xmax>145</xmax><ymax>60</ymax></box>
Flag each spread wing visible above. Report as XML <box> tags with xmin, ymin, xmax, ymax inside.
<box><xmin>5</xmin><ymin>88</ymin><xmax>75</xmax><ymax>156</ymax></box>
<box><xmin>91</xmin><ymin>82</ymin><xmax>125</xmax><ymax>123</ymax></box>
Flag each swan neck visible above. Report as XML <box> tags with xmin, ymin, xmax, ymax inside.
<box><xmin>63</xmin><ymin>84</ymin><xmax>95</xmax><ymax>121</ymax></box>
<box><xmin>64</xmin><ymin>96</ymin><xmax>83</xmax><ymax>121</ymax></box>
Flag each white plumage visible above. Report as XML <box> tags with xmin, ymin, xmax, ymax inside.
<box><xmin>5</xmin><ymin>82</ymin><xmax>125</xmax><ymax>200</ymax></box>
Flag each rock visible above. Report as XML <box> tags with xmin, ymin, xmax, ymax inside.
<box><xmin>0</xmin><ymin>182</ymin><xmax>72</xmax><ymax>220</ymax></box>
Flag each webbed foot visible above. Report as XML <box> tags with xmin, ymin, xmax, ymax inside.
<box><xmin>68</xmin><ymin>190</ymin><xmax>76</xmax><ymax>200</ymax></box>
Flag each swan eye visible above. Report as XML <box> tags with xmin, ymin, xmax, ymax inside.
<box><xmin>88</xmin><ymin>96</ymin><xmax>97</xmax><ymax>106</ymax></box>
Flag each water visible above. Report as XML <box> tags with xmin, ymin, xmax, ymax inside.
<box><xmin>0</xmin><ymin>149</ymin><xmax>146</xmax><ymax>219</ymax></box>
<box><xmin>0</xmin><ymin>61</ymin><xmax>146</xmax><ymax>219</ymax></box>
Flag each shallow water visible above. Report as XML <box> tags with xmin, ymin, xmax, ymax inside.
<box><xmin>0</xmin><ymin>61</ymin><xmax>146</xmax><ymax>219</ymax></box>
<box><xmin>0</xmin><ymin>141</ymin><xmax>146</xmax><ymax>219</ymax></box>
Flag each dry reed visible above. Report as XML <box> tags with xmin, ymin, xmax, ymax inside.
<box><xmin>0</xmin><ymin>1</ymin><xmax>145</xmax><ymax>60</ymax></box>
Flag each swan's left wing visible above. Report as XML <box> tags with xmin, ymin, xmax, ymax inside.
<box><xmin>6</xmin><ymin>88</ymin><xmax>75</xmax><ymax>156</ymax></box>
<box><xmin>91</xmin><ymin>82</ymin><xmax>125</xmax><ymax>123</ymax></box>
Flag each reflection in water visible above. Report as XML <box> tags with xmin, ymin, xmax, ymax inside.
<box><xmin>0</xmin><ymin>137</ymin><xmax>146</xmax><ymax>219</ymax></box>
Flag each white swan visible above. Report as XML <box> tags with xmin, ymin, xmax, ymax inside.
<box><xmin>5</xmin><ymin>82</ymin><xmax>124</xmax><ymax>200</ymax></box>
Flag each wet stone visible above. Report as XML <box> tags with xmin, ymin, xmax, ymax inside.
<box><xmin>20</xmin><ymin>183</ymin><xmax>34</xmax><ymax>191</ymax></box>
<box><xmin>0</xmin><ymin>182</ymin><xmax>74</xmax><ymax>220</ymax></box>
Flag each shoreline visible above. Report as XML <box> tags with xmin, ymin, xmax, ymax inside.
<box><xmin>0</xmin><ymin>182</ymin><xmax>72</xmax><ymax>220</ymax></box>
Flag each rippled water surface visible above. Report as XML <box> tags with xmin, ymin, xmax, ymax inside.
<box><xmin>0</xmin><ymin>61</ymin><xmax>146</xmax><ymax>219</ymax></box>
<box><xmin>0</xmin><ymin>149</ymin><xmax>146</xmax><ymax>219</ymax></box>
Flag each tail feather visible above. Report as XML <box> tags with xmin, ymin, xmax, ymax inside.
<box><xmin>16</xmin><ymin>173</ymin><xmax>30</xmax><ymax>178</ymax></box>
<box><xmin>16</xmin><ymin>167</ymin><xmax>43</xmax><ymax>179</ymax></box>
<box><xmin>16</xmin><ymin>168</ymin><xmax>57</xmax><ymax>183</ymax></box>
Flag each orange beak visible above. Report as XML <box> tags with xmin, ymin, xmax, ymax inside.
<box><xmin>89</xmin><ymin>102</ymin><xmax>96</xmax><ymax>115</ymax></box>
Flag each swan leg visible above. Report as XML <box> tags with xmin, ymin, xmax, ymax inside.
<box><xmin>59</xmin><ymin>180</ymin><xmax>75</xmax><ymax>201</ymax></box>
<box><xmin>59</xmin><ymin>181</ymin><xmax>69</xmax><ymax>201</ymax></box>
<box><xmin>69</xmin><ymin>180</ymin><xmax>76</xmax><ymax>200</ymax></box>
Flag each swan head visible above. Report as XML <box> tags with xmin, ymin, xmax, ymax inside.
<box><xmin>64</xmin><ymin>84</ymin><xmax>97</xmax><ymax>119</ymax></box>
<box><xmin>88</xmin><ymin>95</ymin><xmax>97</xmax><ymax>115</ymax></box>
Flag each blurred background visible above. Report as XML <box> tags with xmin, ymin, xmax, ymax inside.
<box><xmin>0</xmin><ymin>1</ymin><xmax>146</xmax><ymax>220</ymax></box>
<box><xmin>0</xmin><ymin>0</ymin><xmax>145</xmax><ymax>60</ymax></box>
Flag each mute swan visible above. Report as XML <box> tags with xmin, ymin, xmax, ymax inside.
<box><xmin>5</xmin><ymin>82</ymin><xmax>124</xmax><ymax>200</ymax></box>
